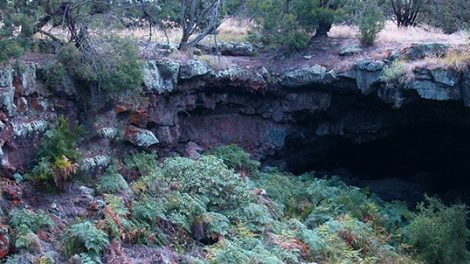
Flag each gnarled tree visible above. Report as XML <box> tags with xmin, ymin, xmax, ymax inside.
<box><xmin>391</xmin><ymin>0</ymin><xmax>423</xmax><ymax>27</ymax></box>
<box><xmin>178</xmin><ymin>0</ymin><xmax>223</xmax><ymax>50</ymax></box>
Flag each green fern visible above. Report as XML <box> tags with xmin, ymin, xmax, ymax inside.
<box><xmin>404</xmin><ymin>196</ymin><xmax>470</xmax><ymax>264</ymax></box>
<box><xmin>97</xmin><ymin>165</ymin><xmax>129</xmax><ymax>194</ymax></box>
<box><xmin>124</xmin><ymin>151</ymin><xmax>158</xmax><ymax>176</ymax></box>
<box><xmin>160</xmin><ymin>156</ymin><xmax>252</xmax><ymax>210</ymax></box>
<box><xmin>63</xmin><ymin>221</ymin><xmax>109</xmax><ymax>261</ymax></box>
<box><xmin>15</xmin><ymin>227</ymin><xmax>41</xmax><ymax>252</ymax></box>
<box><xmin>9</xmin><ymin>208</ymin><xmax>54</xmax><ymax>232</ymax></box>
<box><xmin>206</xmin><ymin>144</ymin><xmax>260</xmax><ymax>175</ymax></box>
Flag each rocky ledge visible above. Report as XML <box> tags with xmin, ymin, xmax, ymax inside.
<box><xmin>0</xmin><ymin>42</ymin><xmax>469</xmax><ymax>178</ymax></box>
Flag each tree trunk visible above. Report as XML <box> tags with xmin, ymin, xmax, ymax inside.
<box><xmin>179</xmin><ymin>33</ymin><xmax>190</xmax><ymax>50</ymax></box>
<box><xmin>315</xmin><ymin>22</ymin><xmax>332</xmax><ymax>38</ymax></box>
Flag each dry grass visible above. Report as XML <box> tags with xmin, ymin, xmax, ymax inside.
<box><xmin>215</xmin><ymin>17</ymin><xmax>253</xmax><ymax>42</ymax></box>
<box><xmin>377</xmin><ymin>22</ymin><xmax>467</xmax><ymax>45</ymax></box>
<box><xmin>195</xmin><ymin>54</ymin><xmax>238</xmax><ymax>70</ymax></box>
<box><xmin>388</xmin><ymin>50</ymin><xmax>470</xmax><ymax>83</ymax></box>
<box><xmin>100</xmin><ymin>16</ymin><xmax>252</xmax><ymax>46</ymax></box>
<box><xmin>328</xmin><ymin>25</ymin><xmax>359</xmax><ymax>39</ymax></box>
<box><xmin>329</xmin><ymin>21</ymin><xmax>468</xmax><ymax>46</ymax></box>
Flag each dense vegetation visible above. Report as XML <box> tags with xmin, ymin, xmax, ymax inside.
<box><xmin>1</xmin><ymin>1</ymin><xmax>470</xmax><ymax>263</ymax></box>
<box><xmin>10</xmin><ymin>130</ymin><xmax>470</xmax><ymax>263</ymax></box>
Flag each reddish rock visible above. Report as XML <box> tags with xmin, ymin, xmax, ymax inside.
<box><xmin>124</xmin><ymin>125</ymin><xmax>159</xmax><ymax>148</ymax></box>
<box><xmin>0</xmin><ymin>225</ymin><xmax>10</xmax><ymax>259</ymax></box>
<box><xmin>129</xmin><ymin>109</ymin><xmax>148</xmax><ymax>127</ymax></box>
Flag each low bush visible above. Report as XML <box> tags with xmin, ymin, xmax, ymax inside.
<box><xmin>382</xmin><ymin>61</ymin><xmax>407</xmax><ymax>82</ymax></box>
<box><xmin>0</xmin><ymin>39</ymin><xmax>28</xmax><ymax>64</ymax></box>
<box><xmin>20</xmin><ymin>144</ymin><xmax>464</xmax><ymax>263</ymax></box>
<box><xmin>54</xmin><ymin>37</ymin><xmax>144</xmax><ymax>95</ymax></box>
<box><xmin>358</xmin><ymin>5</ymin><xmax>385</xmax><ymax>45</ymax></box>
<box><xmin>26</xmin><ymin>116</ymin><xmax>80</xmax><ymax>190</ymax></box>
<box><xmin>15</xmin><ymin>228</ymin><xmax>41</xmax><ymax>252</ymax></box>
<box><xmin>9</xmin><ymin>208</ymin><xmax>54</xmax><ymax>232</ymax></box>
<box><xmin>124</xmin><ymin>151</ymin><xmax>158</xmax><ymax>177</ymax></box>
<box><xmin>207</xmin><ymin>144</ymin><xmax>260</xmax><ymax>176</ymax></box>
<box><xmin>96</xmin><ymin>165</ymin><xmax>129</xmax><ymax>194</ymax></box>
<box><xmin>160</xmin><ymin>156</ymin><xmax>252</xmax><ymax>210</ymax></box>
<box><xmin>63</xmin><ymin>221</ymin><xmax>109</xmax><ymax>261</ymax></box>
<box><xmin>43</xmin><ymin>62</ymin><xmax>67</xmax><ymax>89</ymax></box>
<box><xmin>404</xmin><ymin>196</ymin><xmax>470</xmax><ymax>264</ymax></box>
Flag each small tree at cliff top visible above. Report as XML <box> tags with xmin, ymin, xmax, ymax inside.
<box><xmin>247</xmin><ymin>0</ymin><xmax>379</xmax><ymax>50</ymax></box>
<box><xmin>178</xmin><ymin>0</ymin><xmax>224</xmax><ymax>50</ymax></box>
<box><xmin>358</xmin><ymin>3</ymin><xmax>385</xmax><ymax>45</ymax></box>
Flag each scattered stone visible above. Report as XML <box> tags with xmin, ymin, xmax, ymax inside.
<box><xmin>80</xmin><ymin>155</ymin><xmax>110</xmax><ymax>172</ymax></box>
<box><xmin>125</xmin><ymin>126</ymin><xmax>159</xmax><ymax>147</ymax></box>
<box><xmin>185</xmin><ymin>141</ymin><xmax>203</xmax><ymax>159</ymax></box>
<box><xmin>339</xmin><ymin>46</ymin><xmax>363</xmax><ymax>56</ymax></box>
<box><xmin>405</xmin><ymin>43</ymin><xmax>449</xmax><ymax>60</ymax></box>
<box><xmin>430</xmin><ymin>68</ymin><xmax>459</xmax><ymax>86</ymax></box>
<box><xmin>219</xmin><ymin>41</ymin><xmax>255</xmax><ymax>56</ymax></box>
<box><xmin>144</xmin><ymin>60</ymin><xmax>180</xmax><ymax>94</ymax></box>
<box><xmin>179</xmin><ymin>60</ymin><xmax>210</xmax><ymax>80</ymax></box>
<box><xmin>366</xmin><ymin>60</ymin><xmax>385</xmax><ymax>72</ymax></box>
<box><xmin>280</xmin><ymin>64</ymin><xmax>327</xmax><ymax>88</ymax></box>
<box><xmin>461</xmin><ymin>69</ymin><xmax>470</xmax><ymax>107</ymax></box>
<box><xmin>0</xmin><ymin>69</ymin><xmax>12</xmax><ymax>87</ymax></box>
<box><xmin>12</xmin><ymin>120</ymin><xmax>49</xmax><ymax>138</ymax></box>
<box><xmin>303</xmin><ymin>55</ymin><xmax>312</xmax><ymax>60</ymax></box>
<box><xmin>20</xmin><ymin>63</ymin><xmax>37</xmax><ymax>96</ymax></box>
<box><xmin>408</xmin><ymin>80</ymin><xmax>460</xmax><ymax>101</ymax></box>
<box><xmin>337</xmin><ymin>70</ymin><xmax>357</xmax><ymax>79</ymax></box>
<box><xmin>215</xmin><ymin>66</ymin><xmax>249</xmax><ymax>81</ymax></box>
<box><xmin>413</xmin><ymin>68</ymin><xmax>433</xmax><ymax>80</ymax></box>
<box><xmin>384</xmin><ymin>49</ymin><xmax>401</xmax><ymax>62</ymax></box>
<box><xmin>0</xmin><ymin>225</ymin><xmax>10</xmax><ymax>259</ymax></box>
<box><xmin>324</xmin><ymin>69</ymin><xmax>337</xmax><ymax>83</ymax></box>
<box><xmin>353</xmin><ymin>59</ymin><xmax>385</xmax><ymax>94</ymax></box>
<box><xmin>98</xmin><ymin>127</ymin><xmax>117</xmax><ymax>139</ymax></box>
<box><xmin>0</xmin><ymin>69</ymin><xmax>16</xmax><ymax>116</ymax></box>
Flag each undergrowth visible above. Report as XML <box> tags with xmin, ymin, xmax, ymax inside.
<box><xmin>26</xmin><ymin>116</ymin><xmax>81</xmax><ymax>191</ymax></box>
<box><xmin>11</xmin><ymin>145</ymin><xmax>470</xmax><ymax>263</ymax></box>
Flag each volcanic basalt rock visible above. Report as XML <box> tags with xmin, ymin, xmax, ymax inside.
<box><xmin>0</xmin><ymin>45</ymin><xmax>469</xmax><ymax>182</ymax></box>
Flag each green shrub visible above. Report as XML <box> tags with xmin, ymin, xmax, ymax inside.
<box><xmin>381</xmin><ymin>61</ymin><xmax>407</xmax><ymax>82</ymax></box>
<box><xmin>0</xmin><ymin>39</ymin><xmax>27</xmax><ymax>64</ymax></box>
<box><xmin>160</xmin><ymin>156</ymin><xmax>252</xmax><ymax>210</ymax></box>
<box><xmin>37</xmin><ymin>116</ymin><xmax>80</xmax><ymax>161</ymax></box>
<box><xmin>132</xmin><ymin>196</ymin><xmax>167</xmax><ymax>223</ymax></box>
<box><xmin>97</xmin><ymin>37</ymin><xmax>143</xmax><ymax>93</ymax></box>
<box><xmin>247</xmin><ymin>1</ymin><xmax>309</xmax><ymax>50</ymax></box>
<box><xmin>199</xmin><ymin>212</ymin><xmax>229</xmax><ymax>238</ymax></box>
<box><xmin>27</xmin><ymin>116</ymin><xmax>80</xmax><ymax>189</ymax></box>
<box><xmin>55</xmin><ymin>37</ymin><xmax>143</xmax><ymax>94</ymax></box>
<box><xmin>404</xmin><ymin>196</ymin><xmax>470</xmax><ymax>264</ymax></box>
<box><xmin>236</xmin><ymin>203</ymin><xmax>274</xmax><ymax>232</ymax></box>
<box><xmin>43</xmin><ymin>62</ymin><xmax>67</xmax><ymax>88</ymax></box>
<box><xmin>207</xmin><ymin>144</ymin><xmax>260</xmax><ymax>176</ymax></box>
<box><xmin>124</xmin><ymin>151</ymin><xmax>158</xmax><ymax>177</ymax></box>
<box><xmin>9</xmin><ymin>208</ymin><xmax>54</xmax><ymax>232</ymax></box>
<box><xmin>96</xmin><ymin>165</ymin><xmax>129</xmax><ymax>194</ymax></box>
<box><xmin>358</xmin><ymin>5</ymin><xmax>385</xmax><ymax>45</ymax></box>
<box><xmin>15</xmin><ymin>228</ymin><xmax>41</xmax><ymax>252</ymax></box>
<box><xmin>63</xmin><ymin>221</ymin><xmax>109</xmax><ymax>261</ymax></box>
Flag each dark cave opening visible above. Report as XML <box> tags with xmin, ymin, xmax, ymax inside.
<box><xmin>283</xmin><ymin>118</ymin><xmax>470</xmax><ymax>203</ymax></box>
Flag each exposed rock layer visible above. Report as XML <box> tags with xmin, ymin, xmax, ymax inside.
<box><xmin>1</xmin><ymin>44</ymin><xmax>469</xmax><ymax>188</ymax></box>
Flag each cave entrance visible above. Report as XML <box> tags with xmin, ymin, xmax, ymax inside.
<box><xmin>284</xmin><ymin>120</ymin><xmax>470</xmax><ymax>203</ymax></box>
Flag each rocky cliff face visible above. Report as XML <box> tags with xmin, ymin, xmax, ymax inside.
<box><xmin>1</xmin><ymin>44</ymin><xmax>470</xmax><ymax>190</ymax></box>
